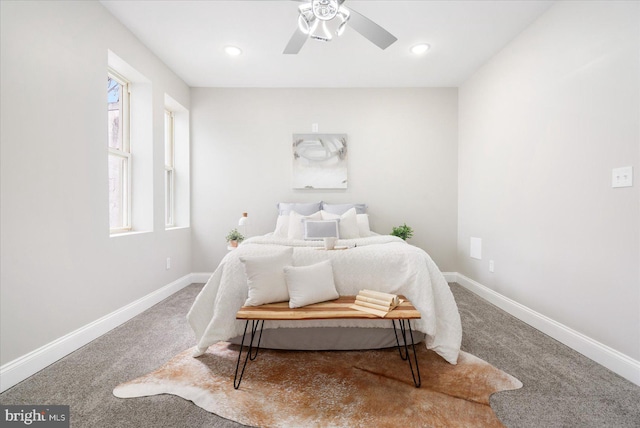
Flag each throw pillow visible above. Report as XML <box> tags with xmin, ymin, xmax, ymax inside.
<box><xmin>287</xmin><ymin>210</ymin><xmax>322</xmax><ymax>240</ymax></box>
<box><xmin>321</xmin><ymin>207</ymin><xmax>359</xmax><ymax>239</ymax></box>
<box><xmin>356</xmin><ymin>214</ymin><xmax>372</xmax><ymax>237</ymax></box>
<box><xmin>303</xmin><ymin>219</ymin><xmax>340</xmax><ymax>240</ymax></box>
<box><xmin>240</xmin><ymin>248</ymin><xmax>293</xmax><ymax>306</ymax></box>
<box><xmin>273</xmin><ymin>215</ymin><xmax>290</xmax><ymax>238</ymax></box>
<box><xmin>284</xmin><ymin>260</ymin><xmax>340</xmax><ymax>308</ymax></box>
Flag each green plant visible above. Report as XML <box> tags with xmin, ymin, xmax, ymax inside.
<box><xmin>391</xmin><ymin>223</ymin><xmax>414</xmax><ymax>241</ymax></box>
<box><xmin>225</xmin><ymin>228</ymin><xmax>245</xmax><ymax>243</ymax></box>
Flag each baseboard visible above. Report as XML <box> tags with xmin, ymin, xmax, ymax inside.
<box><xmin>190</xmin><ymin>272</ymin><xmax>213</xmax><ymax>283</ymax></box>
<box><xmin>442</xmin><ymin>272</ymin><xmax>457</xmax><ymax>283</ymax></box>
<box><xmin>452</xmin><ymin>273</ymin><xmax>640</xmax><ymax>387</ymax></box>
<box><xmin>0</xmin><ymin>273</ymin><xmax>195</xmax><ymax>393</ymax></box>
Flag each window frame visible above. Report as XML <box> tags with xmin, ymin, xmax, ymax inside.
<box><xmin>164</xmin><ymin>109</ymin><xmax>175</xmax><ymax>228</ymax></box>
<box><xmin>108</xmin><ymin>69</ymin><xmax>132</xmax><ymax>234</ymax></box>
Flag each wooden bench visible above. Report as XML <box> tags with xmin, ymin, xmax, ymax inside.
<box><xmin>233</xmin><ymin>296</ymin><xmax>422</xmax><ymax>389</ymax></box>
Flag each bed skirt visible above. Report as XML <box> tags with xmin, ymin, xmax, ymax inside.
<box><xmin>229</xmin><ymin>327</ymin><xmax>426</xmax><ymax>350</ymax></box>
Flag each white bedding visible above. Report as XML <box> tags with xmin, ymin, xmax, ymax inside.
<box><xmin>187</xmin><ymin>234</ymin><xmax>462</xmax><ymax>364</ymax></box>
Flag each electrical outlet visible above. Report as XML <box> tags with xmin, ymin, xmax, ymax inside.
<box><xmin>166</xmin><ymin>257</ymin><xmax>171</xmax><ymax>270</ymax></box>
<box><xmin>612</xmin><ymin>166</ymin><xmax>633</xmax><ymax>188</ymax></box>
<box><xmin>489</xmin><ymin>260</ymin><xmax>495</xmax><ymax>273</ymax></box>
<box><xmin>312</xmin><ymin>123</ymin><xmax>319</xmax><ymax>133</ymax></box>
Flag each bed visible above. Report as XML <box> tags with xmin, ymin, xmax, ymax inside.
<box><xmin>187</xmin><ymin>203</ymin><xmax>462</xmax><ymax>365</ymax></box>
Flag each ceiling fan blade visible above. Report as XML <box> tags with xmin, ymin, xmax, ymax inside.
<box><xmin>283</xmin><ymin>27</ymin><xmax>309</xmax><ymax>54</ymax></box>
<box><xmin>346</xmin><ymin>7</ymin><xmax>397</xmax><ymax>50</ymax></box>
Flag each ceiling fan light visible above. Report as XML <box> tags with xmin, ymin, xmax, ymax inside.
<box><xmin>336</xmin><ymin>8</ymin><xmax>350</xmax><ymax>37</ymax></box>
<box><xmin>336</xmin><ymin>20</ymin><xmax>347</xmax><ymax>37</ymax></box>
<box><xmin>224</xmin><ymin>46</ymin><xmax>242</xmax><ymax>56</ymax></box>
<box><xmin>411</xmin><ymin>43</ymin><xmax>430</xmax><ymax>55</ymax></box>
<box><xmin>298</xmin><ymin>8</ymin><xmax>316</xmax><ymax>34</ymax></box>
<box><xmin>310</xmin><ymin>20</ymin><xmax>332</xmax><ymax>42</ymax></box>
<box><xmin>312</xmin><ymin>0</ymin><xmax>339</xmax><ymax>21</ymax></box>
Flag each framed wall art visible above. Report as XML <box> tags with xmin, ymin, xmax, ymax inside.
<box><xmin>292</xmin><ymin>133</ymin><xmax>347</xmax><ymax>189</ymax></box>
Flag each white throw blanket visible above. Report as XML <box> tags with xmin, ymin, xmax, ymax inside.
<box><xmin>187</xmin><ymin>235</ymin><xmax>462</xmax><ymax>364</ymax></box>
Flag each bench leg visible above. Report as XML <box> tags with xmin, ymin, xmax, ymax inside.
<box><xmin>233</xmin><ymin>319</ymin><xmax>264</xmax><ymax>389</ymax></box>
<box><xmin>392</xmin><ymin>319</ymin><xmax>422</xmax><ymax>388</ymax></box>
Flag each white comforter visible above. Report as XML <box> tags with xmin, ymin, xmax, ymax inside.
<box><xmin>187</xmin><ymin>235</ymin><xmax>462</xmax><ymax>364</ymax></box>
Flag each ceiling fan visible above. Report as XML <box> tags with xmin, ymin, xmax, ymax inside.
<box><xmin>283</xmin><ymin>0</ymin><xmax>397</xmax><ymax>54</ymax></box>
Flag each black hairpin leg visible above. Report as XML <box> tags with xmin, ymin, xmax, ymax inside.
<box><xmin>392</xmin><ymin>319</ymin><xmax>421</xmax><ymax>388</ymax></box>
<box><xmin>233</xmin><ymin>319</ymin><xmax>264</xmax><ymax>389</ymax></box>
<box><xmin>392</xmin><ymin>319</ymin><xmax>408</xmax><ymax>360</ymax></box>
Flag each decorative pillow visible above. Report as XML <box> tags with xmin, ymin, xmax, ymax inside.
<box><xmin>240</xmin><ymin>248</ymin><xmax>293</xmax><ymax>306</ymax></box>
<box><xmin>356</xmin><ymin>214</ymin><xmax>372</xmax><ymax>237</ymax></box>
<box><xmin>288</xmin><ymin>210</ymin><xmax>322</xmax><ymax>240</ymax></box>
<box><xmin>277</xmin><ymin>202</ymin><xmax>322</xmax><ymax>216</ymax></box>
<box><xmin>284</xmin><ymin>260</ymin><xmax>340</xmax><ymax>308</ymax></box>
<box><xmin>303</xmin><ymin>219</ymin><xmax>340</xmax><ymax>240</ymax></box>
<box><xmin>321</xmin><ymin>207</ymin><xmax>359</xmax><ymax>239</ymax></box>
<box><xmin>321</xmin><ymin>202</ymin><xmax>367</xmax><ymax>215</ymax></box>
<box><xmin>273</xmin><ymin>215</ymin><xmax>290</xmax><ymax>238</ymax></box>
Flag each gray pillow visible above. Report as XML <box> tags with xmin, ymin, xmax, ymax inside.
<box><xmin>303</xmin><ymin>219</ymin><xmax>340</xmax><ymax>240</ymax></box>
<box><xmin>277</xmin><ymin>202</ymin><xmax>322</xmax><ymax>215</ymax></box>
<box><xmin>321</xmin><ymin>202</ymin><xmax>367</xmax><ymax>215</ymax></box>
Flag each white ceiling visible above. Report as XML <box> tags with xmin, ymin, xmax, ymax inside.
<box><xmin>100</xmin><ymin>0</ymin><xmax>555</xmax><ymax>88</ymax></box>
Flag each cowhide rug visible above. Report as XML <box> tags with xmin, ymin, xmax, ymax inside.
<box><xmin>114</xmin><ymin>342</ymin><xmax>522</xmax><ymax>428</ymax></box>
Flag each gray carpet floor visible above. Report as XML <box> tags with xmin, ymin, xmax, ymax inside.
<box><xmin>1</xmin><ymin>283</ymin><xmax>639</xmax><ymax>427</ymax></box>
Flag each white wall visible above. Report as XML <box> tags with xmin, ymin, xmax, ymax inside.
<box><xmin>191</xmin><ymin>88</ymin><xmax>458</xmax><ymax>272</ymax></box>
<box><xmin>458</xmin><ymin>0</ymin><xmax>639</xmax><ymax>360</ymax></box>
<box><xmin>0</xmin><ymin>1</ymin><xmax>191</xmax><ymax>365</ymax></box>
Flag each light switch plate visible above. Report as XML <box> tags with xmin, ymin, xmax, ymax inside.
<box><xmin>612</xmin><ymin>166</ymin><xmax>633</xmax><ymax>188</ymax></box>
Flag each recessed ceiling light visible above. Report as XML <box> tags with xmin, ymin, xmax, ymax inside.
<box><xmin>224</xmin><ymin>46</ymin><xmax>242</xmax><ymax>57</ymax></box>
<box><xmin>410</xmin><ymin>43</ymin><xmax>430</xmax><ymax>55</ymax></box>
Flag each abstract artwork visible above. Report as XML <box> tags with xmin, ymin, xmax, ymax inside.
<box><xmin>292</xmin><ymin>133</ymin><xmax>347</xmax><ymax>189</ymax></box>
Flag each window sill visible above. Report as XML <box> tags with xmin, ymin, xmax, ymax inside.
<box><xmin>110</xmin><ymin>230</ymin><xmax>151</xmax><ymax>238</ymax></box>
<box><xmin>165</xmin><ymin>226</ymin><xmax>190</xmax><ymax>231</ymax></box>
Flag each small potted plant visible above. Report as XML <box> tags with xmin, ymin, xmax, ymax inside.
<box><xmin>391</xmin><ymin>223</ymin><xmax>414</xmax><ymax>241</ymax></box>
<box><xmin>226</xmin><ymin>228</ymin><xmax>245</xmax><ymax>247</ymax></box>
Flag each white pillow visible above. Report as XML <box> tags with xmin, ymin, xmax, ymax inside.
<box><xmin>321</xmin><ymin>207</ymin><xmax>359</xmax><ymax>239</ymax></box>
<box><xmin>288</xmin><ymin>210</ymin><xmax>322</xmax><ymax>240</ymax></box>
<box><xmin>284</xmin><ymin>260</ymin><xmax>340</xmax><ymax>308</ymax></box>
<box><xmin>273</xmin><ymin>215</ymin><xmax>290</xmax><ymax>238</ymax></box>
<box><xmin>356</xmin><ymin>214</ymin><xmax>372</xmax><ymax>237</ymax></box>
<box><xmin>240</xmin><ymin>248</ymin><xmax>293</xmax><ymax>306</ymax></box>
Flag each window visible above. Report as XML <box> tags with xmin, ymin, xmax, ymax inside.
<box><xmin>164</xmin><ymin>93</ymin><xmax>190</xmax><ymax>229</ymax></box>
<box><xmin>107</xmin><ymin>50</ymin><xmax>153</xmax><ymax>235</ymax></box>
<box><xmin>164</xmin><ymin>109</ymin><xmax>175</xmax><ymax>227</ymax></box>
<box><xmin>108</xmin><ymin>71</ymin><xmax>131</xmax><ymax>232</ymax></box>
